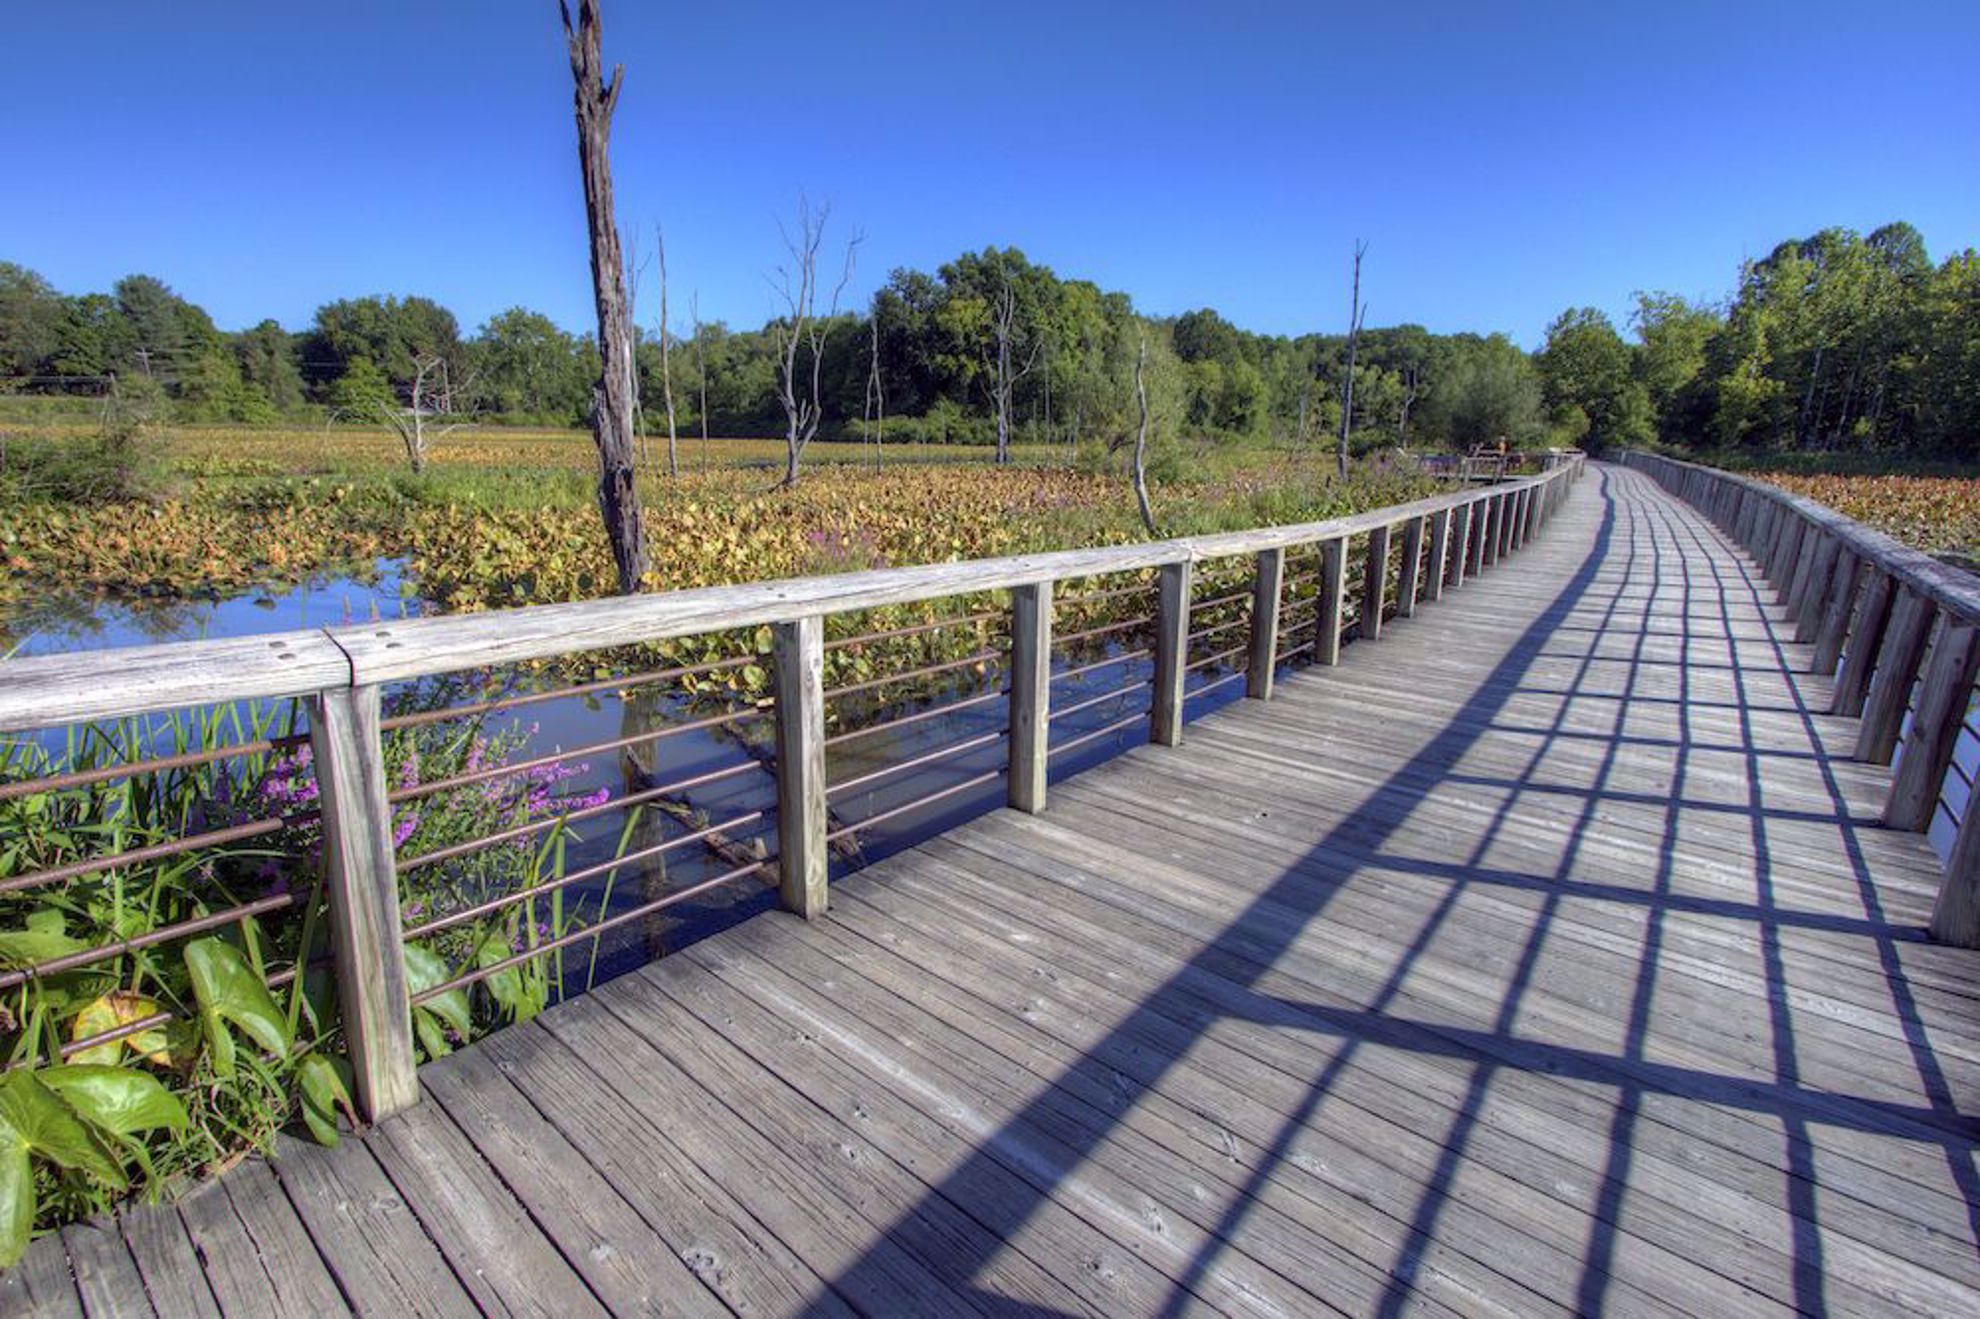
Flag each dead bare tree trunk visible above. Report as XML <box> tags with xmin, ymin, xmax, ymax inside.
<box><xmin>656</xmin><ymin>229</ymin><xmax>679</xmax><ymax>478</ymax></box>
<box><xmin>864</xmin><ymin>313</ymin><xmax>884</xmax><ymax>471</ymax></box>
<box><xmin>1131</xmin><ymin>335</ymin><xmax>1157</xmax><ymax>536</ymax></box>
<box><xmin>691</xmin><ymin>291</ymin><xmax>708</xmax><ymax>471</ymax></box>
<box><xmin>988</xmin><ymin>262</ymin><xmax>1039</xmax><ymax>466</ymax></box>
<box><xmin>1337</xmin><ymin>240</ymin><xmax>1366</xmax><ymax>480</ymax></box>
<box><xmin>561</xmin><ymin>0</ymin><xmax>649</xmax><ymax>594</ymax></box>
<box><xmin>771</xmin><ymin>199</ymin><xmax>860</xmax><ymax>489</ymax></box>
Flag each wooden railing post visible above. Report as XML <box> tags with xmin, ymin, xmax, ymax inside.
<box><xmin>1811</xmin><ymin>548</ymin><xmax>1862</xmax><ymax>678</ymax></box>
<box><xmin>1773</xmin><ymin>518</ymin><xmax>1806</xmax><ymax>604</ymax></box>
<box><xmin>1008</xmin><ymin>581</ymin><xmax>1053</xmax><ymax>814</ymax></box>
<box><xmin>309</xmin><ymin>684</ymin><xmax>418</xmax><ymax>1122</ymax></box>
<box><xmin>1931</xmin><ymin>779</ymin><xmax>1980</xmax><ymax>947</ymax></box>
<box><xmin>1447</xmin><ymin>504</ymin><xmax>1471</xmax><ymax>589</ymax></box>
<box><xmin>1498</xmin><ymin>490</ymin><xmax>1519</xmax><ymax>558</ymax></box>
<box><xmin>1151</xmin><ymin>560</ymin><xmax>1192</xmax><ymax>746</ymax></box>
<box><xmin>1831</xmin><ymin>567</ymin><xmax>1896</xmax><ymax>717</ymax></box>
<box><xmin>1425</xmin><ymin>509</ymin><xmax>1452</xmax><ymax>603</ymax></box>
<box><xmin>1521</xmin><ymin>485</ymin><xmax>1541</xmax><ymax>544</ymax></box>
<box><xmin>1789</xmin><ymin>531</ymin><xmax>1834</xmax><ymax>637</ymax></box>
<box><xmin>1883</xmin><ymin>623</ymin><xmax>1980</xmax><ymax>831</ymax></box>
<box><xmin>1472</xmin><ymin>498</ymin><xmax>1495</xmax><ymax>573</ymax></box>
<box><xmin>1362</xmin><ymin>524</ymin><xmax>1392</xmax><ymax>640</ymax></box>
<box><xmin>1856</xmin><ymin>588</ymin><xmax>1935</xmax><ymax>764</ymax></box>
<box><xmin>772</xmin><ymin>617</ymin><xmax>828</xmax><ymax>917</ymax></box>
<box><xmin>1316</xmin><ymin>537</ymin><xmax>1348</xmax><ymax>664</ymax></box>
<box><xmin>1396</xmin><ymin>516</ymin><xmax>1426</xmax><ymax>618</ymax></box>
<box><xmin>1246</xmin><ymin>549</ymin><xmax>1285</xmax><ymax>699</ymax></box>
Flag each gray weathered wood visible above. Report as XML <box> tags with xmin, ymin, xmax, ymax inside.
<box><xmin>1794</xmin><ymin>531</ymin><xmax>1842</xmax><ymax>643</ymax></box>
<box><xmin>1812</xmin><ymin>549</ymin><xmax>1864</xmax><ymax>678</ymax></box>
<box><xmin>1361</xmin><ymin>524</ymin><xmax>1391</xmax><ymax>640</ymax></box>
<box><xmin>1008</xmin><ymin>582</ymin><xmax>1052</xmax><ymax>813</ymax></box>
<box><xmin>1856</xmin><ymin>588</ymin><xmax>1935</xmax><ymax>765</ymax></box>
<box><xmin>1626</xmin><ymin>451</ymin><xmax>1980</xmax><ymax>629</ymax></box>
<box><xmin>1425</xmin><ymin>508</ymin><xmax>1452</xmax><ymax>603</ymax></box>
<box><xmin>1931</xmin><ymin>761</ymin><xmax>1980</xmax><ymax>948</ymax></box>
<box><xmin>1246</xmin><ymin>548</ymin><xmax>1285</xmax><ymax>700</ymax></box>
<box><xmin>1316</xmin><ymin>537</ymin><xmax>1348</xmax><ymax>665</ymax></box>
<box><xmin>1447</xmin><ymin>503</ymin><xmax>1470</xmax><ymax>588</ymax></box>
<box><xmin>1833</xmin><ymin>567</ymin><xmax>1897</xmax><ymax>717</ymax></box>
<box><xmin>1151</xmin><ymin>560</ymin><xmax>1192</xmax><ymax>747</ymax></box>
<box><xmin>1469</xmin><ymin>497</ymin><xmax>1492</xmax><ymax>574</ymax></box>
<box><xmin>773</xmin><ymin>616</ymin><xmax>829</xmax><ymax>917</ymax></box>
<box><xmin>309</xmin><ymin>683</ymin><xmax>418</xmax><ymax>1121</ymax></box>
<box><xmin>1883</xmin><ymin>622</ymin><xmax>1980</xmax><ymax>832</ymax></box>
<box><xmin>1396</xmin><ymin>516</ymin><xmax>1426</xmax><ymax>618</ymax></box>
<box><xmin>0</xmin><ymin>630</ymin><xmax>349</xmax><ymax>733</ymax></box>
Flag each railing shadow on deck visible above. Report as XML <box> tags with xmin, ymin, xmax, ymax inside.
<box><xmin>809</xmin><ymin>466</ymin><xmax>1978</xmax><ymax>1317</ymax></box>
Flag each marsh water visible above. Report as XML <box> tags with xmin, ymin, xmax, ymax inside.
<box><xmin>6</xmin><ymin>564</ymin><xmax>1253</xmax><ymax>992</ymax></box>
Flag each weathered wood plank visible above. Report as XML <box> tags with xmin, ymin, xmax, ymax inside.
<box><xmin>1857</xmin><ymin>588</ymin><xmax>1936</xmax><ymax>764</ymax></box>
<box><xmin>1150</xmin><ymin>559</ymin><xmax>1191</xmax><ymax>746</ymax></box>
<box><xmin>1007</xmin><ymin>581</ymin><xmax>1051</xmax><ymax>812</ymax></box>
<box><xmin>1246</xmin><ymin>547</ymin><xmax>1284</xmax><ymax>698</ymax></box>
<box><xmin>773</xmin><ymin>615</ymin><xmax>829</xmax><ymax>917</ymax></box>
<box><xmin>1884</xmin><ymin>622</ymin><xmax>1980</xmax><ymax>830</ymax></box>
<box><xmin>1362</xmin><ymin>524</ymin><xmax>1392</xmax><ymax>639</ymax></box>
<box><xmin>310</xmin><ymin>683</ymin><xmax>418</xmax><ymax>1121</ymax></box>
<box><xmin>269</xmin><ymin>1134</ymin><xmax>480</xmax><ymax>1317</ymax></box>
<box><xmin>1316</xmin><ymin>536</ymin><xmax>1348</xmax><ymax>665</ymax></box>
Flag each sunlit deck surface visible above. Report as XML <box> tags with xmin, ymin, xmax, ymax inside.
<box><xmin>9</xmin><ymin>465</ymin><xmax>1979</xmax><ymax>1316</ymax></box>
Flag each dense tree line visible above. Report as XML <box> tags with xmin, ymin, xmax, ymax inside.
<box><xmin>2</xmin><ymin>219</ymin><xmax>1971</xmax><ymax>460</ymax></box>
<box><xmin>1535</xmin><ymin>222</ymin><xmax>1978</xmax><ymax>458</ymax></box>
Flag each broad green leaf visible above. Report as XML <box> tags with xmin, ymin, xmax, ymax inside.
<box><xmin>297</xmin><ymin>1054</ymin><xmax>355</xmax><ymax>1148</ymax></box>
<box><xmin>404</xmin><ymin>945</ymin><xmax>471</xmax><ymax>1041</ymax></box>
<box><xmin>38</xmin><ymin>1066</ymin><xmax>187</xmax><ymax>1136</ymax></box>
<box><xmin>0</xmin><ymin>1074</ymin><xmax>124</xmax><ymax>1189</ymax></box>
<box><xmin>411</xmin><ymin>1010</ymin><xmax>453</xmax><ymax>1061</ymax></box>
<box><xmin>184</xmin><ymin>938</ymin><xmax>292</xmax><ymax>1080</ymax></box>
<box><xmin>475</xmin><ymin>932</ymin><xmax>541</xmax><ymax>1025</ymax></box>
<box><xmin>0</xmin><ymin>910</ymin><xmax>86</xmax><ymax>971</ymax></box>
<box><xmin>0</xmin><ymin>1127</ymin><xmax>29</xmax><ymax>1270</ymax></box>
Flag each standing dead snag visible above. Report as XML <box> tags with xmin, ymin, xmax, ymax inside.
<box><xmin>561</xmin><ymin>0</ymin><xmax>649</xmax><ymax>594</ymax></box>
<box><xmin>989</xmin><ymin>261</ymin><xmax>1040</xmax><ymax>466</ymax></box>
<box><xmin>1337</xmin><ymin>239</ymin><xmax>1367</xmax><ymax>480</ymax></box>
<box><xmin>1131</xmin><ymin>335</ymin><xmax>1157</xmax><ymax>536</ymax></box>
<box><xmin>770</xmin><ymin>199</ymin><xmax>861</xmax><ymax>489</ymax></box>
<box><xmin>656</xmin><ymin>229</ymin><xmax>679</xmax><ymax>478</ymax></box>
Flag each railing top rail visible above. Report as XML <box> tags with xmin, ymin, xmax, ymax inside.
<box><xmin>0</xmin><ymin>464</ymin><xmax>1575</xmax><ymax>732</ymax></box>
<box><xmin>1624</xmin><ymin>451</ymin><xmax>1980</xmax><ymax>626</ymax></box>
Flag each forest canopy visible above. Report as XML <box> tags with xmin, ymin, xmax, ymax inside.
<box><xmin>1</xmin><ymin>219</ymin><xmax>1972</xmax><ymax>461</ymax></box>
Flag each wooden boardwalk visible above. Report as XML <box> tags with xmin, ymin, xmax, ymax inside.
<box><xmin>10</xmin><ymin>464</ymin><xmax>1980</xmax><ymax>1316</ymax></box>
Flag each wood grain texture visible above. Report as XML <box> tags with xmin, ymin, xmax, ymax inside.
<box><xmin>1426</xmin><ymin>508</ymin><xmax>1453</xmax><ymax>603</ymax></box>
<box><xmin>1883</xmin><ymin>623</ymin><xmax>1980</xmax><ymax>832</ymax></box>
<box><xmin>1813</xmin><ymin>548</ymin><xmax>1865</xmax><ymax>678</ymax></box>
<box><xmin>1362</xmin><ymin>524</ymin><xmax>1392</xmax><ymax>640</ymax></box>
<box><xmin>1931</xmin><ymin>761</ymin><xmax>1980</xmax><ymax>947</ymax></box>
<box><xmin>308</xmin><ymin>684</ymin><xmax>418</xmax><ymax>1121</ymax></box>
<box><xmin>1397</xmin><ymin>515</ymin><xmax>1426</xmax><ymax>618</ymax></box>
<box><xmin>1247</xmin><ymin>547</ymin><xmax>1285</xmax><ymax>699</ymax></box>
<box><xmin>1856</xmin><ymin>588</ymin><xmax>1935</xmax><ymax>764</ymax></box>
<box><xmin>1833</xmin><ymin>567</ymin><xmax>1897</xmax><ymax>718</ymax></box>
<box><xmin>1150</xmin><ymin>560</ymin><xmax>1191</xmax><ymax>747</ymax></box>
<box><xmin>773</xmin><ymin>616</ymin><xmax>829</xmax><ymax>917</ymax></box>
<box><xmin>1007</xmin><ymin>582</ymin><xmax>1052</xmax><ymax>813</ymax></box>
<box><xmin>1316</xmin><ymin>536</ymin><xmax>1349</xmax><ymax>666</ymax></box>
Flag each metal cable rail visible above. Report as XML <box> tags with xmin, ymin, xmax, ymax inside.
<box><xmin>0</xmin><ymin>461</ymin><xmax>1582</xmax><ymax>1120</ymax></box>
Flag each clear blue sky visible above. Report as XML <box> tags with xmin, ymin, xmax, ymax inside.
<box><xmin>5</xmin><ymin>2</ymin><xmax>1974</xmax><ymax>348</ymax></box>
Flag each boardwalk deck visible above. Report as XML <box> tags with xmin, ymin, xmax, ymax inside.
<box><xmin>8</xmin><ymin>464</ymin><xmax>1979</xmax><ymax>1316</ymax></box>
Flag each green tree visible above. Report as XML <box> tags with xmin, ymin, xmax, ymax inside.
<box><xmin>0</xmin><ymin>263</ymin><xmax>64</xmax><ymax>378</ymax></box>
<box><xmin>1536</xmin><ymin>308</ymin><xmax>1652</xmax><ymax>452</ymax></box>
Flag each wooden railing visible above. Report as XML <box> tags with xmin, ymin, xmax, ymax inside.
<box><xmin>0</xmin><ymin>457</ymin><xmax>1585</xmax><ymax>1120</ymax></box>
<box><xmin>1620</xmin><ymin>451</ymin><xmax>1980</xmax><ymax>947</ymax></box>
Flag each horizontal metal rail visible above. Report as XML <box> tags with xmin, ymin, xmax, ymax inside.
<box><xmin>0</xmin><ymin>459</ymin><xmax>1584</xmax><ymax>1122</ymax></box>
